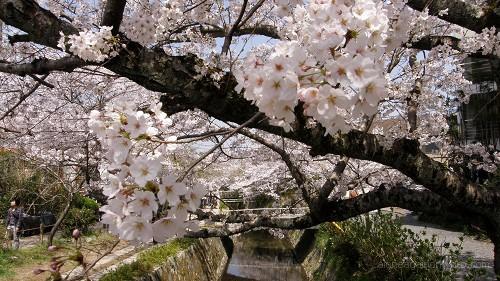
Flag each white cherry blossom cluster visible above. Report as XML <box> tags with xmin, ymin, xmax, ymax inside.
<box><xmin>120</xmin><ymin>0</ymin><xmax>211</xmax><ymax>46</ymax></box>
<box><xmin>460</xmin><ymin>27</ymin><xmax>500</xmax><ymax>57</ymax></box>
<box><xmin>155</xmin><ymin>1</ymin><xmax>184</xmax><ymax>39</ymax></box>
<box><xmin>236</xmin><ymin>0</ymin><xmax>391</xmax><ymax>134</ymax></box>
<box><xmin>88</xmin><ymin>100</ymin><xmax>207</xmax><ymax>243</ymax></box>
<box><xmin>58</xmin><ymin>26</ymin><xmax>120</xmax><ymax>62</ymax></box>
<box><xmin>121</xmin><ymin>12</ymin><xmax>157</xmax><ymax>46</ymax></box>
<box><xmin>445</xmin><ymin>143</ymin><xmax>500</xmax><ymax>174</ymax></box>
<box><xmin>273</xmin><ymin>0</ymin><xmax>304</xmax><ymax>17</ymax></box>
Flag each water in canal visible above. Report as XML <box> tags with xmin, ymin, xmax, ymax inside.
<box><xmin>221</xmin><ymin>230</ymin><xmax>308</xmax><ymax>281</ymax></box>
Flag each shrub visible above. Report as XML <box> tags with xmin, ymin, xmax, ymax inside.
<box><xmin>314</xmin><ymin>211</ymin><xmax>484</xmax><ymax>281</ymax></box>
<box><xmin>60</xmin><ymin>194</ymin><xmax>100</xmax><ymax>237</ymax></box>
<box><xmin>0</xmin><ymin>151</ymin><xmax>66</xmax><ymax>218</ymax></box>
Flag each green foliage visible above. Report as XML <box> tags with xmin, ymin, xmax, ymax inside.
<box><xmin>0</xmin><ymin>150</ymin><xmax>65</xmax><ymax>217</ymax></box>
<box><xmin>139</xmin><ymin>238</ymin><xmax>195</xmax><ymax>266</ymax></box>
<box><xmin>250</xmin><ymin>193</ymin><xmax>274</xmax><ymax>208</ymax></box>
<box><xmin>314</xmin><ymin>211</ymin><xmax>485</xmax><ymax>281</ymax></box>
<box><xmin>74</xmin><ymin>193</ymin><xmax>100</xmax><ymax>210</ymax></box>
<box><xmin>100</xmin><ymin>238</ymin><xmax>196</xmax><ymax>281</ymax></box>
<box><xmin>219</xmin><ymin>201</ymin><xmax>229</xmax><ymax>210</ymax></box>
<box><xmin>99</xmin><ymin>262</ymin><xmax>152</xmax><ymax>281</ymax></box>
<box><xmin>60</xmin><ymin>194</ymin><xmax>100</xmax><ymax>237</ymax></box>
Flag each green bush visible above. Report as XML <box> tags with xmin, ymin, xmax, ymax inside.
<box><xmin>60</xmin><ymin>194</ymin><xmax>100</xmax><ymax>237</ymax></box>
<box><xmin>314</xmin><ymin>211</ymin><xmax>484</xmax><ymax>281</ymax></box>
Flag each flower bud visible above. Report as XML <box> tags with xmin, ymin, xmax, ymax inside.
<box><xmin>72</xmin><ymin>229</ymin><xmax>81</xmax><ymax>239</ymax></box>
<box><xmin>50</xmin><ymin>262</ymin><xmax>59</xmax><ymax>272</ymax></box>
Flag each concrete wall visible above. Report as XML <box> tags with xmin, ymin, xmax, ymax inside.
<box><xmin>139</xmin><ymin>238</ymin><xmax>229</xmax><ymax>281</ymax></box>
<box><xmin>287</xmin><ymin>229</ymin><xmax>333</xmax><ymax>281</ymax></box>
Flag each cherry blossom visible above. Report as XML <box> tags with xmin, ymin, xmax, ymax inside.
<box><xmin>158</xmin><ymin>175</ymin><xmax>188</xmax><ymax>206</ymax></box>
<box><xmin>129</xmin><ymin>155</ymin><xmax>161</xmax><ymax>187</ymax></box>
<box><xmin>128</xmin><ymin>191</ymin><xmax>158</xmax><ymax>221</ymax></box>
<box><xmin>185</xmin><ymin>184</ymin><xmax>208</xmax><ymax>212</ymax></box>
<box><xmin>58</xmin><ymin>26</ymin><xmax>120</xmax><ymax>62</ymax></box>
<box><xmin>119</xmin><ymin>215</ymin><xmax>153</xmax><ymax>242</ymax></box>
<box><xmin>152</xmin><ymin>216</ymin><xmax>185</xmax><ymax>242</ymax></box>
<box><xmin>1</xmin><ymin>0</ymin><xmax>499</xmax><ymax>253</ymax></box>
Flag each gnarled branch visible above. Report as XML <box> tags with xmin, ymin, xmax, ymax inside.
<box><xmin>406</xmin><ymin>0</ymin><xmax>500</xmax><ymax>33</ymax></box>
<box><xmin>0</xmin><ymin>57</ymin><xmax>88</xmax><ymax>75</ymax></box>
<box><xmin>188</xmin><ymin>185</ymin><xmax>464</xmax><ymax>237</ymax></box>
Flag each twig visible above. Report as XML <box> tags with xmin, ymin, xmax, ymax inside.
<box><xmin>0</xmin><ymin>74</ymin><xmax>49</xmax><ymax>121</ymax></box>
<box><xmin>236</xmin><ymin>128</ymin><xmax>311</xmax><ymax>205</ymax></box>
<box><xmin>184</xmin><ymin>0</ymin><xmax>209</xmax><ymax>14</ymax></box>
<box><xmin>29</xmin><ymin>74</ymin><xmax>54</xmax><ymax>88</ymax></box>
<box><xmin>236</xmin><ymin>0</ymin><xmax>266</xmax><ymax>29</ymax></box>
<box><xmin>65</xmin><ymin>239</ymin><xmax>120</xmax><ymax>281</ymax></box>
<box><xmin>177</xmin><ymin>112</ymin><xmax>263</xmax><ymax>181</ymax></box>
<box><xmin>221</xmin><ymin>0</ymin><xmax>248</xmax><ymax>54</ymax></box>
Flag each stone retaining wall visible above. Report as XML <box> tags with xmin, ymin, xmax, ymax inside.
<box><xmin>139</xmin><ymin>238</ymin><xmax>228</xmax><ymax>281</ymax></box>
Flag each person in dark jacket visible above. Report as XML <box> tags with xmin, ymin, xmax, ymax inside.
<box><xmin>5</xmin><ymin>200</ymin><xmax>23</xmax><ymax>249</ymax></box>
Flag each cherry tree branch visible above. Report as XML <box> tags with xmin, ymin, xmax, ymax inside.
<box><xmin>188</xmin><ymin>185</ymin><xmax>463</xmax><ymax>237</ymax></box>
<box><xmin>221</xmin><ymin>0</ymin><xmax>248</xmax><ymax>54</ymax></box>
<box><xmin>316</xmin><ymin>157</ymin><xmax>348</xmax><ymax>201</ymax></box>
<box><xmin>0</xmin><ymin>0</ymin><xmax>78</xmax><ymax>48</ymax></box>
<box><xmin>200</xmin><ymin>24</ymin><xmax>280</xmax><ymax>39</ymax></box>
<box><xmin>0</xmin><ymin>0</ymin><xmax>498</xmax><ymax>217</ymax></box>
<box><xmin>29</xmin><ymin>74</ymin><xmax>54</xmax><ymax>88</ymax></box>
<box><xmin>176</xmin><ymin>129</ymin><xmax>230</xmax><ymax>140</ymax></box>
<box><xmin>151</xmin><ymin>129</ymin><xmax>230</xmax><ymax>144</ymax></box>
<box><xmin>406</xmin><ymin>0</ymin><xmax>500</xmax><ymax>33</ymax></box>
<box><xmin>237</xmin><ymin>0</ymin><xmax>266</xmax><ymax>29</ymax></box>
<box><xmin>407</xmin><ymin>53</ymin><xmax>421</xmax><ymax>133</ymax></box>
<box><xmin>0</xmin><ymin>57</ymin><xmax>88</xmax><ymax>75</ymax></box>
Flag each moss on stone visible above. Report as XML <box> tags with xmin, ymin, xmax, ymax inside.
<box><xmin>100</xmin><ymin>238</ymin><xmax>196</xmax><ymax>281</ymax></box>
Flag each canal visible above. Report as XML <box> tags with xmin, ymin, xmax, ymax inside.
<box><xmin>221</xmin><ymin>230</ymin><xmax>308</xmax><ymax>281</ymax></box>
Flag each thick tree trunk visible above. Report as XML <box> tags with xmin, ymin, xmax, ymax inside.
<box><xmin>494</xmin><ymin>237</ymin><xmax>500</xmax><ymax>281</ymax></box>
<box><xmin>485</xmin><ymin>216</ymin><xmax>500</xmax><ymax>281</ymax></box>
<box><xmin>47</xmin><ymin>193</ymin><xmax>73</xmax><ymax>246</ymax></box>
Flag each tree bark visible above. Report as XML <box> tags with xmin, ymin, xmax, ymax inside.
<box><xmin>488</xmin><ymin>223</ymin><xmax>500</xmax><ymax>281</ymax></box>
<box><xmin>494</xmin><ymin>239</ymin><xmax>500</xmax><ymax>280</ymax></box>
<box><xmin>406</xmin><ymin>0</ymin><xmax>500</xmax><ymax>33</ymax></box>
<box><xmin>47</xmin><ymin>192</ymin><xmax>73</xmax><ymax>246</ymax></box>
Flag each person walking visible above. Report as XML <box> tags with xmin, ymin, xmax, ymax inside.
<box><xmin>5</xmin><ymin>200</ymin><xmax>23</xmax><ymax>249</ymax></box>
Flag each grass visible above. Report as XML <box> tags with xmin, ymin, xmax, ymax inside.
<box><xmin>100</xmin><ymin>238</ymin><xmax>196</xmax><ymax>281</ymax></box>
<box><xmin>0</xmin><ymin>230</ymin><xmax>121</xmax><ymax>280</ymax></box>
<box><xmin>0</xmin><ymin>243</ymin><xmax>55</xmax><ymax>278</ymax></box>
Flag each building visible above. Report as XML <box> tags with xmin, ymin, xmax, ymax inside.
<box><xmin>457</xmin><ymin>57</ymin><xmax>500</xmax><ymax>149</ymax></box>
